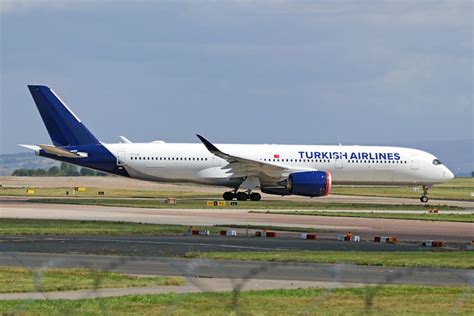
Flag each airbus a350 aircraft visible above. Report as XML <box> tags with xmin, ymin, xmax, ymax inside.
<box><xmin>21</xmin><ymin>85</ymin><xmax>454</xmax><ymax>203</ymax></box>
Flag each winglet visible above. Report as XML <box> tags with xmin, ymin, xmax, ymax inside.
<box><xmin>196</xmin><ymin>134</ymin><xmax>220</xmax><ymax>153</ymax></box>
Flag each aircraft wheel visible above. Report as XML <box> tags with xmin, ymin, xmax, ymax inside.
<box><xmin>420</xmin><ymin>195</ymin><xmax>429</xmax><ymax>203</ymax></box>
<box><xmin>237</xmin><ymin>192</ymin><xmax>249</xmax><ymax>201</ymax></box>
<box><xmin>223</xmin><ymin>192</ymin><xmax>235</xmax><ymax>201</ymax></box>
<box><xmin>250</xmin><ymin>193</ymin><xmax>261</xmax><ymax>201</ymax></box>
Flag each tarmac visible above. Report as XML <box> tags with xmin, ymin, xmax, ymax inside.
<box><xmin>1</xmin><ymin>252</ymin><xmax>472</xmax><ymax>288</ymax></box>
<box><xmin>1</xmin><ymin>176</ymin><xmax>473</xmax><ymax>300</ymax></box>
<box><xmin>0</xmin><ymin>236</ymin><xmax>432</xmax><ymax>257</ymax></box>
<box><xmin>1</xmin><ymin>198</ymin><xmax>473</xmax><ymax>242</ymax></box>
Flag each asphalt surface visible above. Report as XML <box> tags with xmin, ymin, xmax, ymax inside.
<box><xmin>0</xmin><ymin>236</ymin><xmax>430</xmax><ymax>257</ymax></box>
<box><xmin>2</xmin><ymin>198</ymin><xmax>473</xmax><ymax>241</ymax></box>
<box><xmin>2</xmin><ymin>252</ymin><xmax>472</xmax><ymax>286</ymax></box>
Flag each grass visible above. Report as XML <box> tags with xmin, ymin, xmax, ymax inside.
<box><xmin>184</xmin><ymin>251</ymin><xmax>474</xmax><ymax>269</ymax></box>
<box><xmin>0</xmin><ymin>267</ymin><xmax>183</xmax><ymax>293</ymax></box>
<box><xmin>0</xmin><ymin>286</ymin><xmax>472</xmax><ymax>315</ymax></box>
<box><xmin>0</xmin><ymin>218</ymin><xmax>220</xmax><ymax>236</ymax></box>
<box><xmin>0</xmin><ymin>186</ymin><xmax>218</xmax><ymax>199</ymax></box>
<box><xmin>2</xmin><ymin>177</ymin><xmax>472</xmax><ymax>201</ymax></box>
<box><xmin>250</xmin><ymin>210</ymin><xmax>474</xmax><ymax>222</ymax></box>
<box><xmin>26</xmin><ymin>197</ymin><xmax>464</xmax><ymax>211</ymax></box>
<box><xmin>331</xmin><ymin>177</ymin><xmax>474</xmax><ymax>201</ymax></box>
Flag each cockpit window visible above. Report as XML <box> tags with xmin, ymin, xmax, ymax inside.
<box><xmin>432</xmin><ymin>159</ymin><xmax>442</xmax><ymax>165</ymax></box>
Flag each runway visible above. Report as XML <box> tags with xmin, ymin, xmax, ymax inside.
<box><xmin>0</xmin><ymin>236</ymin><xmax>429</xmax><ymax>257</ymax></box>
<box><xmin>2</xmin><ymin>252</ymin><xmax>471</xmax><ymax>286</ymax></box>
<box><xmin>1</xmin><ymin>199</ymin><xmax>473</xmax><ymax>242</ymax></box>
<box><xmin>1</xmin><ymin>180</ymin><xmax>473</xmax><ymax>300</ymax></box>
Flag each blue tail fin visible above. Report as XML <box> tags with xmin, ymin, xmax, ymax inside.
<box><xmin>28</xmin><ymin>85</ymin><xmax>100</xmax><ymax>147</ymax></box>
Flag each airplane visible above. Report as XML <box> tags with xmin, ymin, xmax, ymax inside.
<box><xmin>20</xmin><ymin>85</ymin><xmax>454</xmax><ymax>203</ymax></box>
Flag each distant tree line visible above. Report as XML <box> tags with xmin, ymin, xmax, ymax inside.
<box><xmin>11</xmin><ymin>162</ymin><xmax>107</xmax><ymax>177</ymax></box>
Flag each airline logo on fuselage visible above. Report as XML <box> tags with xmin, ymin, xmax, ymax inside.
<box><xmin>298</xmin><ymin>151</ymin><xmax>401</xmax><ymax>161</ymax></box>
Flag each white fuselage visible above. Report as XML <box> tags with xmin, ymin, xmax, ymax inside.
<box><xmin>104</xmin><ymin>142</ymin><xmax>454</xmax><ymax>190</ymax></box>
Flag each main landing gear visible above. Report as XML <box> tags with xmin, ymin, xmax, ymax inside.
<box><xmin>223</xmin><ymin>191</ymin><xmax>261</xmax><ymax>201</ymax></box>
<box><xmin>420</xmin><ymin>185</ymin><xmax>431</xmax><ymax>203</ymax></box>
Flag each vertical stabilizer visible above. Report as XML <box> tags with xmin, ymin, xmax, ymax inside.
<box><xmin>28</xmin><ymin>85</ymin><xmax>100</xmax><ymax>147</ymax></box>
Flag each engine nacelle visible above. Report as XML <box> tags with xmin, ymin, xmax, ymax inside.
<box><xmin>287</xmin><ymin>171</ymin><xmax>331</xmax><ymax>197</ymax></box>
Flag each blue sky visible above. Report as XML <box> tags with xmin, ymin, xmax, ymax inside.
<box><xmin>1</xmin><ymin>1</ymin><xmax>472</xmax><ymax>154</ymax></box>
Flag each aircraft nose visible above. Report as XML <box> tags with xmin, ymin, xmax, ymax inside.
<box><xmin>444</xmin><ymin>167</ymin><xmax>454</xmax><ymax>180</ymax></box>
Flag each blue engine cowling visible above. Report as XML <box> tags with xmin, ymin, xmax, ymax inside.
<box><xmin>287</xmin><ymin>171</ymin><xmax>332</xmax><ymax>197</ymax></box>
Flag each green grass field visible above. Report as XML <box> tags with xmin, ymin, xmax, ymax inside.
<box><xmin>26</xmin><ymin>197</ymin><xmax>464</xmax><ymax>211</ymax></box>
<box><xmin>0</xmin><ymin>218</ymin><xmax>220</xmax><ymax>236</ymax></box>
<box><xmin>184</xmin><ymin>251</ymin><xmax>474</xmax><ymax>269</ymax></box>
<box><xmin>0</xmin><ymin>286</ymin><xmax>472</xmax><ymax>315</ymax></box>
<box><xmin>2</xmin><ymin>177</ymin><xmax>472</xmax><ymax>201</ymax></box>
<box><xmin>331</xmin><ymin>177</ymin><xmax>474</xmax><ymax>201</ymax></box>
<box><xmin>0</xmin><ymin>186</ymin><xmax>217</xmax><ymax>199</ymax></box>
<box><xmin>251</xmin><ymin>210</ymin><xmax>474</xmax><ymax>222</ymax></box>
<box><xmin>0</xmin><ymin>267</ymin><xmax>183</xmax><ymax>293</ymax></box>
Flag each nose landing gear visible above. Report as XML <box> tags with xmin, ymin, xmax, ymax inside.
<box><xmin>222</xmin><ymin>191</ymin><xmax>261</xmax><ymax>201</ymax></box>
<box><xmin>420</xmin><ymin>185</ymin><xmax>431</xmax><ymax>203</ymax></box>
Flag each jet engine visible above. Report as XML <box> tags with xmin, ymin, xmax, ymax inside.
<box><xmin>287</xmin><ymin>171</ymin><xmax>331</xmax><ymax>197</ymax></box>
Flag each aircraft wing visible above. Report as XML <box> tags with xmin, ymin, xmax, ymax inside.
<box><xmin>196</xmin><ymin>135</ymin><xmax>312</xmax><ymax>179</ymax></box>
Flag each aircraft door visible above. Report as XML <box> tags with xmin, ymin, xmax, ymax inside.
<box><xmin>116</xmin><ymin>150</ymin><xmax>127</xmax><ymax>166</ymax></box>
<box><xmin>334</xmin><ymin>158</ymin><xmax>343</xmax><ymax>169</ymax></box>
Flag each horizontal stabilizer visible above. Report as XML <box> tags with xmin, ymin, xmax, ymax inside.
<box><xmin>19</xmin><ymin>144</ymin><xmax>41</xmax><ymax>152</ymax></box>
<box><xmin>38</xmin><ymin>144</ymin><xmax>88</xmax><ymax>158</ymax></box>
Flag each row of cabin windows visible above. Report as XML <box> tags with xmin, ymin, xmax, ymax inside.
<box><xmin>258</xmin><ymin>158</ymin><xmax>408</xmax><ymax>164</ymax></box>
<box><xmin>260</xmin><ymin>158</ymin><xmax>331</xmax><ymax>163</ymax></box>
<box><xmin>348</xmin><ymin>160</ymin><xmax>407</xmax><ymax>164</ymax></box>
<box><xmin>131</xmin><ymin>156</ymin><xmax>407</xmax><ymax>165</ymax></box>
<box><xmin>131</xmin><ymin>156</ymin><xmax>208</xmax><ymax>161</ymax></box>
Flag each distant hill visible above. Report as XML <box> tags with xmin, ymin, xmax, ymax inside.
<box><xmin>0</xmin><ymin>153</ymin><xmax>59</xmax><ymax>176</ymax></box>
